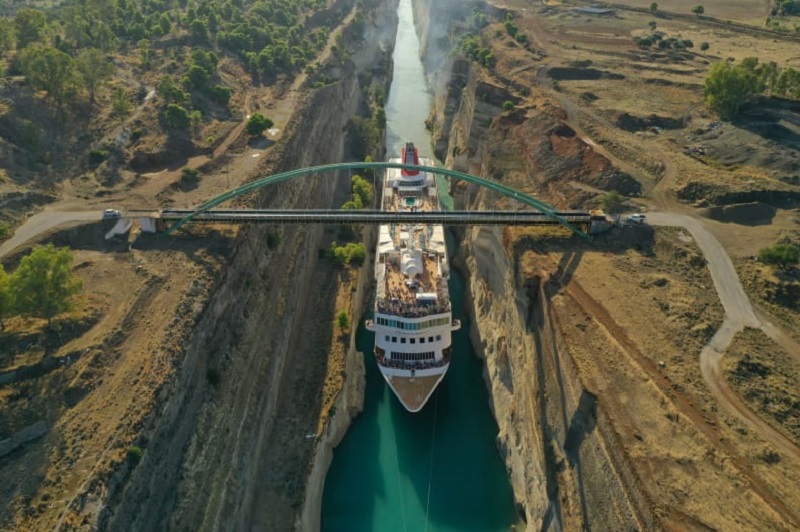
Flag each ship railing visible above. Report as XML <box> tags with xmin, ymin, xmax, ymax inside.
<box><xmin>374</xmin><ymin>349</ymin><xmax>450</xmax><ymax>370</ymax></box>
<box><xmin>376</xmin><ymin>299</ymin><xmax>452</xmax><ymax>318</ymax></box>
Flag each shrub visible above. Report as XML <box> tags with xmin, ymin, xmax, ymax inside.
<box><xmin>126</xmin><ymin>446</ymin><xmax>143</xmax><ymax>467</ymax></box>
<box><xmin>164</xmin><ymin>104</ymin><xmax>191</xmax><ymax>129</ymax></box>
<box><xmin>758</xmin><ymin>243</ymin><xmax>799</xmax><ymax>271</ymax></box>
<box><xmin>503</xmin><ymin>100</ymin><xmax>514</xmax><ymax>111</ymax></box>
<box><xmin>329</xmin><ymin>242</ymin><xmax>366</xmax><ymax>266</ymax></box>
<box><xmin>89</xmin><ymin>149</ymin><xmax>108</xmax><ymax>166</ymax></box>
<box><xmin>336</xmin><ymin>310</ymin><xmax>349</xmax><ymax>331</ymax></box>
<box><xmin>209</xmin><ymin>84</ymin><xmax>231</xmax><ymax>105</ymax></box>
<box><xmin>700</xmin><ymin>42</ymin><xmax>710</xmax><ymax>51</ymax></box>
<box><xmin>245</xmin><ymin>112</ymin><xmax>274</xmax><ymax>136</ymax></box>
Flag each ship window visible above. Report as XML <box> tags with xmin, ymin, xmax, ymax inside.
<box><xmin>436</xmin><ymin>335</ymin><xmax>441</xmax><ymax>341</ymax></box>
<box><xmin>401</xmin><ymin>338</ymin><xmax>406</xmax><ymax>344</ymax></box>
<box><xmin>392</xmin><ymin>336</ymin><xmax>397</xmax><ymax>343</ymax></box>
<box><xmin>420</xmin><ymin>338</ymin><xmax>425</xmax><ymax>344</ymax></box>
<box><xmin>385</xmin><ymin>335</ymin><xmax>389</xmax><ymax>341</ymax></box>
<box><xmin>410</xmin><ymin>338</ymin><xmax>415</xmax><ymax>344</ymax></box>
<box><xmin>428</xmin><ymin>336</ymin><xmax>434</xmax><ymax>342</ymax></box>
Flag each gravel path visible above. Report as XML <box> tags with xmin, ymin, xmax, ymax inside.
<box><xmin>647</xmin><ymin>212</ymin><xmax>800</xmax><ymax>460</ymax></box>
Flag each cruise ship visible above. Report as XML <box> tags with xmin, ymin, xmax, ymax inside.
<box><xmin>366</xmin><ymin>143</ymin><xmax>460</xmax><ymax>412</ymax></box>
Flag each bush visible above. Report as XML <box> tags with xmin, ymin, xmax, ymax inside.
<box><xmin>700</xmin><ymin>42</ymin><xmax>710</xmax><ymax>51</ymax></box>
<box><xmin>181</xmin><ymin>167</ymin><xmax>199</xmax><ymax>179</ymax></box>
<box><xmin>503</xmin><ymin>100</ymin><xmax>514</xmax><ymax>111</ymax></box>
<box><xmin>758</xmin><ymin>243</ymin><xmax>799</xmax><ymax>271</ymax></box>
<box><xmin>246</xmin><ymin>112</ymin><xmax>274</xmax><ymax>136</ymax></box>
<box><xmin>337</xmin><ymin>310</ymin><xmax>349</xmax><ymax>330</ymax></box>
<box><xmin>88</xmin><ymin>149</ymin><xmax>108</xmax><ymax>166</ymax></box>
<box><xmin>329</xmin><ymin>242</ymin><xmax>366</xmax><ymax>266</ymax></box>
<box><xmin>126</xmin><ymin>446</ymin><xmax>143</xmax><ymax>467</ymax></box>
<box><xmin>209</xmin><ymin>84</ymin><xmax>231</xmax><ymax>105</ymax></box>
<box><xmin>163</xmin><ymin>104</ymin><xmax>191</xmax><ymax>129</ymax></box>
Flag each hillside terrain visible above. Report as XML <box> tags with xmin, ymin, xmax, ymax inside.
<box><xmin>418</xmin><ymin>0</ymin><xmax>800</xmax><ymax>528</ymax></box>
<box><xmin>0</xmin><ymin>0</ymin><xmax>799</xmax><ymax>529</ymax></box>
<box><xmin>0</xmin><ymin>0</ymin><xmax>392</xmax><ymax>528</ymax></box>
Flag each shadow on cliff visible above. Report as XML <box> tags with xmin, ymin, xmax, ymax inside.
<box><xmin>529</xmin><ymin>280</ymin><xmax>567</xmax><ymax>531</ymax></box>
<box><xmin>515</xmin><ymin>224</ymin><xmax>657</xmax><ymax>265</ymax></box>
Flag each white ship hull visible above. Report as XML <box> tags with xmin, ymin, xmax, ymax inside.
<box><xmin>368</xmin><ymin>144</ymin><xmax>460</xmax><ymax>412</ymax></box>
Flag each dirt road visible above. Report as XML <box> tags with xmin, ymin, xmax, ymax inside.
<box><xmin>0</xmin><ymin>210</ymin><xmax>100</xmax><ymax>259</ymax></box>
<box><xmin>647</xmin><ymin>212</ymin><xmax>800</xmax><ymax>459</ymax></box>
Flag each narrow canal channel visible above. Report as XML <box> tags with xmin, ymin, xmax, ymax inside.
<box><xmin>320</xmin><ymin>0</ymin><xmax>517</xmax><ymax>530</ymax></box>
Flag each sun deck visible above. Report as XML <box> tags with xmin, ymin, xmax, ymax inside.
<box><xmin>377</xmin><ymin>161</ymin><xmax>449</xmax><ymax>315</ymax></box>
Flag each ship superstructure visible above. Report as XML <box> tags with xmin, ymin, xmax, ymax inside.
<box><xmin>366</xmin><ymin>143</ymin><xmax>460</xmax><ymax>412</ymax></box>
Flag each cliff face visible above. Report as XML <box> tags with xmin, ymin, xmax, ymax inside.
<box><xmin>104</xmin><ymin>2</ymin><xmax>397</xmax><ymax>530</ymax></box>
<box><xmin>413</xmin><ymin>0</ymin><xmax>642</xmax><ymax>528</ymax></box>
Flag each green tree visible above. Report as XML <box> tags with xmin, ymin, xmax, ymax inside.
<box><xmin>692</xmin><ymin>5</ymin><xmax>705</xmax><ymax>15</ymax></box>
<box><xmin>157</xmin><ymin>75</ymin><xmax>188</xmax><ymax>104</ymax></box>
<box><xmin>700</xmin><ymin>42</ymin><xmax>710</xmax><ymax>51</ymax></box>
<box><xmin>758</xmin><ymin>243</ymin><xmax>799</xmax><ymax>271</ymax></box>
<box><xmin>329</xmin><ymin>242</ymin><xmax>366</xmax><ymax>266</ymax></box>
<box><xmin>190</xmin><ymin>19</ymin><xmax>208</xmax><ymax>42</ymax></box>
<box><xmin>0</xmin><ymin>19</ymin><xmax>17</xmax><ymax>54</ymax></box>
<box><xmin>776</xmin><ymin>67</ymin><xmax>800</xmax><ymax>98</ymax></box>
<box><xmin>20</xmin><ymin>44</ymin><xmax>77</xmax><ymax>107</ymax></box>
<box><xmin>648</xmin><ymin>20</ymin><xmax>657</xmax><ymax>31</ymax></box>
<box><xmin>336</xmin><ymin>310</ymin><xmax>349</xmax><ymax>331</ymax></box>
<box><xmin>704</xmin><ymin>61</ymin><xmax>759</xmax><ymax>120</ymax></box>
<box><xmin>164</xmin><ymin>103</ymin><xmax>191</xmax><ymax>129</ymax></box>
<box><xmin>599</xmin><ymin>190</ymin><xmax>625</xmax><ymax>215</ymax></box>
<box><xmin>76</xmin><ymin>48</ymin><xmax>114</xmax><ymax>103</ymax></box>
<box><xmin>351</xmin><ymin>174</ymin><xmax>372</xmax><ymax>207</ymax></box>
<box><xmin>0</xmin><ymin>266</ymin><xmax>12</xmax><ymax>330</ymax></box>
<box><xmin>138</xmin><ymin>39</ymin><xmax>152</xmax><ymax>69</ymax></box>
<box><xmin>15</xmin><ymin>8</ymin><xmax>46</xmax><ymax>49</ymax></box>
<box><xmin>245</xmin><ymin>112</ymin><xmax>273</xmax><ymax>136</ymax></box>
<box><xmin>12</xmin><ymin>244</ymin><xmax>82</xmax><ymax>322</ymax></box>
<box><xmin>649</xmin><ymin>2</ymin><xmax>659</xmax><ymax>14</ymax></box>
<box><xmin>112</xmin><ymin>87</ymin><xmax>131</xmax><ymax>117</ymax></box>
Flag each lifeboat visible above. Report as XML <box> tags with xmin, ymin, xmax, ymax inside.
<box><xmin>401</xmin><ymin>142</ymin><xmax>420</xmax><ymax>176</ymax></box>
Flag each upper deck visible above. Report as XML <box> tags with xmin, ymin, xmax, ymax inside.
<box><xmin>375</xmin><ymin>153</ymin><xmax>450</xmax><ymax>318</ymax></box>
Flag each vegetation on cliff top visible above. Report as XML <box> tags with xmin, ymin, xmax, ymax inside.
<box><xmin>0</xmin><ymin>0</ymin><xmax>348</xmax><ymax>183</ymax></box>
<box><xmin>704</xmin><ymin>57</ymin><xmax>800</xmax><ymax>119</ymax></box>
<box><xmin>0</xmin><ymin>244</ymin><xmax>82</xmax><ymax>327</ymax></box>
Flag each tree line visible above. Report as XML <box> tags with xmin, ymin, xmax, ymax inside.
<box><xmin>0</xmin><ymin>0</ymin><xmax>343</xmax><ymax>133</ymax></box>
<box><xmin>705</xmin><ymin>57</ymin><xmax>800</xmax><ymax>119</ymax></box>
<box><xmin>0</xmin><ymin>244</ymin><xmax>82</xmax><ymax>329</ymax></box>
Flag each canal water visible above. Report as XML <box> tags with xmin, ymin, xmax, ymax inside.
<box><xmin>320</xmin><ymin>0</ymin><xmax>517</xmax><ymax>530</ymax></box>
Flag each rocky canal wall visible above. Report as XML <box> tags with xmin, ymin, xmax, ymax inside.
<box><xmin>413</xmin><ymin>0</ymin><xmax>643</xmax><ymax>528</ymax></box>
<box><xmin>103</xmin><ymin>1</ymin><xmax>397</xmax><ymax>530</ymax></box>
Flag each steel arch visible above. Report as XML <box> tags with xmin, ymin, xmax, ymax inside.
<box><xmin>163</xmin><ymin>162</ymin><xmax>591</xmax><ymax>239</ymax></box>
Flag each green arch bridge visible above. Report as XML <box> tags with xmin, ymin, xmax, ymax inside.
<box><xmin>160</xmin><ymin>162</ymin><xmax>596</xmax><ymax>240</ymax></box>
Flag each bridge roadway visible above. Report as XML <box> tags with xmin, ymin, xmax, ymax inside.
<box><xmin>139</xmin><ymin>208</ymin><xmax>596</xmax><ymax>226</ymax></box>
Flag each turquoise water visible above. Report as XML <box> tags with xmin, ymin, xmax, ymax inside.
<box><xmin>320</xmin><ymin>0</ymin><xmax>517</xmax><ymax>530</ymax></box>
